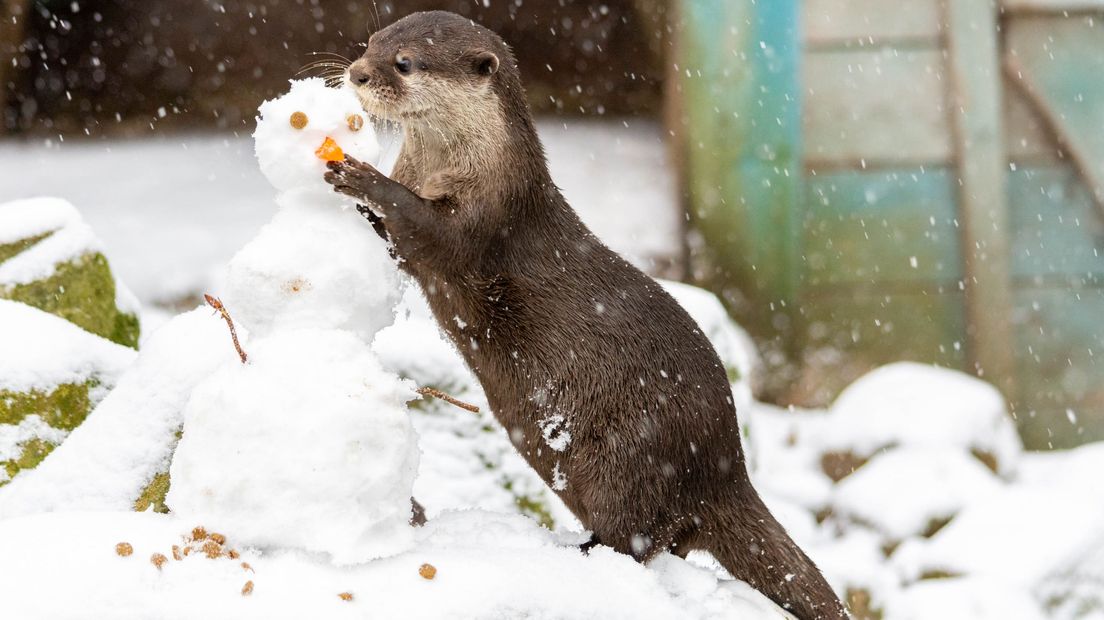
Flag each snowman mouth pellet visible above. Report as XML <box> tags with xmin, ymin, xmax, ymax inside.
<box><xmin>287</xmin><ymin>109</ymin><xmax>364</xmax><ymax>163</ymax></box>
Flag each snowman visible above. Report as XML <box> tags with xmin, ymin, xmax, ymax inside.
<box><xmin>167</xmin><ymin>78</ymin><xmax>420</xmax><ymax>564</ymax></box>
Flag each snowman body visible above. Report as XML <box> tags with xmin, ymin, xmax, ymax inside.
<box><xmin>168</xmin><ymin>79</ymin><xmax>418</xmax><ymax>564</ymax></box>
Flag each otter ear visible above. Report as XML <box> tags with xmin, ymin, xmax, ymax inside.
<box><xmin>473</xmin><ymin>51</ymin><xmax>499</xmax><ymax>76</ymax></box>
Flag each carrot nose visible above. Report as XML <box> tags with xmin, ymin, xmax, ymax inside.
<box><xmin>315</xmin><ymin>136</ymin><xmax>345</xmax><ymax>162</ymax></box>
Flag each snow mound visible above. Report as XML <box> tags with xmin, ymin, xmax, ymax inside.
<box><xmin>0</xmin><ymin>308</ymin><xmax>232</xmax><ymax>517</ymax></box>
<box><xmin>0</xmin><ymin>509</ymin><xmax>791</xmax><ymax>620</ymax></box>
<box><xmin>0</xmin><ymin>197</ymin><xmax>97</xmax><ymax>286</ymax></box>
<box><xmin>819</xmin><ymin>362</ymin><xmax>1022</xmax><ymax>475</ymax></box>
<box><xmin>832</xmin><ymin>447</ymin><xmax>1002</xmax><ymax>541</ymax></box>
<box><xmin>0</xmin><ymin>299</ymin><xmax>135</xmax><ymax>395</ymax></box>
<box><xmin>168</xmin><ymin>329</ymin><xmax>420</xmax><ymax>564</ymax></box>
<box><xmin>891</xmin><ymin>444</ymin><xmax>1104</xmax><ymax>587</ymax></box>
<box><xmin>886</xmin><ymin>576</ymin><xmax>1046</xmax><ymax>620</ymax></box>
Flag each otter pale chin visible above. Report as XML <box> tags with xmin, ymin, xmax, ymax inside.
<box><xmin>325</xmin><ymin>10</ymin><xmax>847</xmax><ymax>620</ymax></box>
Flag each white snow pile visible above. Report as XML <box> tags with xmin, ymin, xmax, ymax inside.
<box><xmin>0</xmin><ymin>197</ymin><xmax>99</xmax><ymax>285</ymax></box>
<box><xmin>0</xmin><ymin>300</ymin><xmax>136</xmax><ymax>486</ymax></box>
<box><xmin>0</xmin><ymin>308</ymin><xmax>231</xmax><ymax>516</ymax></box>
<box><xmin>742</xmin><ymin>361</ymin><xmax>1104</xmax><ymax>620</ymax></box>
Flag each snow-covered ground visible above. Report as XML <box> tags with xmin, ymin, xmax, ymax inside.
<box><xmin>0</xmin><ymin>118</ymin><xmax>681</xmax><ymax>306</ymax></box>
<box><xmin>2</xmin><ymin>113</ymin><xmax>1103</xmax><ymax>619</ymax></box>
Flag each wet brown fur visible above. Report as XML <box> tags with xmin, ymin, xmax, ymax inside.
<box><xmin>326</xmin><ymin>11</ymin><xmax>846</xmax><ymax>619</ymax></box>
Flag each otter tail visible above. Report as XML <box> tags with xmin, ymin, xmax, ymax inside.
<box><xmin>704</xmin><ymin>497</ymin><xmax>848</xmax><ymax>619</ymax></box>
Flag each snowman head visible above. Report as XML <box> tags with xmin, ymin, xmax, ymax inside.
<box><xmin>253</xmin><ymin>78</ymin><xmax>380</xmax><ymax>194</ymax></box>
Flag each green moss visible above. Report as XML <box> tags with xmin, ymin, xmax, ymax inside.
<box><xmin>0</xmin><ymin>381</ymin><xmax>95</xmax><ymax>430</ymax></box>
<box><xmin>134</xmin><ymin>471</ymin><xmax>172</xmax><ymax>514</ymax></box>
<box><xmin>726</xmin><ymin>364</ymin><xmax>742</xmax><ymax>384</ymax></box>
<box><xmin>0</xmin><ymin>252</ymin><xmax>139</xmax><ymax>349</ymax></box>
<box><xmin>503</xmin><ymin>480</ymin><xmax>555</xmax><ymax>529</ymax></box>
<box><xmin>1</xmin><ymin>438</ymin><xmax>59</xmax><ymax>486</ymax></box>
<box><xmin>0</xmin><ymin>231</ymin><xmax>52</xmax><ymax>264</ymax></box>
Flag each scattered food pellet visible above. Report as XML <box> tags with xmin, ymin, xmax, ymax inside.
<box><xmin>289</xmin><ymin>111</ymin><xmax>308</xmax><ymax>129</ymax></box>
<box><xmin>338</xmin><ymin>592</ymin><xmax>354</xmax><ymax>602</ymax></box>
<box><xmin>115</xmin><ymin>542</ymin><xmax>133</xmax><ymax>557</ymax></box>
<box><xmin>192</xmin><ymin>526</ymin><xmax>208</xmax><ymax>541</ymax></box>
<box><xmin>419</xmin><ymin>563</ymin><xmax>437</xmax><ymax>580</ymax></box>
<box><xmin>183</xmin><ymin>546</ymin><xmax>192</xmax><ymax>557</ymax></box>
<box><xmin>203</xmin><ymin>540</ymin><xmax>222</xmax><ymax>559</ymax></box>
<box><xmin>241</xmin><ymin>562</ymin><xmax>254</xmax><ymax>572</ymax></box>
<box><xmin>241</xmin><ymin>580</ymin><xmax>254</xmax><ymax>596</ymax></box>
<box><xmin>347</xmin><ymin>113</ymin><xmax>364</xmax><ymax>131</ymax></box>
<box><xmin>210</xmin><ymin>532</ymin><xmax>227</xmax><ymax>545</ymax></box>
<box><xmin>171</xmin><ymin>545</ymin><xmax>182</xmax><ymax>561</ymax></box>
<box><xmin>151</xmin><ymin>553</ymin><xmax>168</xmax><ymax>570</ymax></box>
<box><xmin>228</xmin><ymin>549</ymin><xmax>240</xmax><ymax>559</ymax></box>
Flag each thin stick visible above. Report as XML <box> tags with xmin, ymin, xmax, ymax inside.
<box><xmin>416</xmin><ymin>387</ymin><xmax>480</xmax><ymax>414</ymax></box>
<box><xmin>204</xmin><ymin>294</ymin><xmax>248</xmax><ymax>364</ymax></box>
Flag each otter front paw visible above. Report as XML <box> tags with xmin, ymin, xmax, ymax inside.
<box><xmin>324</xmin><ymin>155</ymin><xmax>389</xmax><ymax>206</ymax></box>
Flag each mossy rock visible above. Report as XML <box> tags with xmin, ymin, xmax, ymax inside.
<box><xmin>0</xmin><ymin>381</ymin><xmax>98</xmax><ymax>487</ymax></box>
<box><xmin>1</xmin><ymin>245</ymin><xmax>139</xmax><ymax>349</ymax></box>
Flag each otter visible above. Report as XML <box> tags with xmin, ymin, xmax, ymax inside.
<box><xmin>324</xmin><ymin>11</ymin><xmax>846</xmax><ymax>619</ymax></box>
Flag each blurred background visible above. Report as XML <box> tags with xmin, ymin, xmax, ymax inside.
<box><xmin>1</xmin><ymin>0</ymin><xmax>1103</xmax><ymax>451</ymax></box>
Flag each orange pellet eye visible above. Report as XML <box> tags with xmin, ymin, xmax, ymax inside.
<box><xmin>347</xmin><ymin>114</ymin><xmax>364</xmax><ymax>131</ymax></box>
<box><xmin>289</xmin><ymin>111</ymin><xmax>309</xmax><ymax>129</ymax></box>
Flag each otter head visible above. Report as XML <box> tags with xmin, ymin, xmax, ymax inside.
<box><xmin>346</xmin><ymin>11</ymin><xmax>514</xmax><ymax>133</ymax></box>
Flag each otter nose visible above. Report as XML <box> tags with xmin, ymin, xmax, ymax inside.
<box><xmin>348</xmin><ymin>62</ymin><xmax>371</xmax><ymax>85</ymax></box>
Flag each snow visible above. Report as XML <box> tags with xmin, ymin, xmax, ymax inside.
<box><xmin>817</xmin><ymin>362</ymin><xmax>1023</xmax><ymax>475</ymax></box>
<box><xmin>887</xmin><ymin>576</ymin><xmax>1047</xmax><ymax>620</ymax></box>
<box><xmin>168</xmin><ymin>329</ymin><xmax>419</xmax><ymax>564</ymax></box>
<box><xmin>0</xmin><ymin>119</ymin><xmax>679</xmax><ymax>304</ymax></box>
<box><xmin>0</xmin><ymin>197</ymin><xmax>101</xmax><ymax>286</ymax></box>
<box><xmin>0</xmin><ymin>510</ymin><xmax>789</xmax><ymax>620</ymax></box>
<box><xmin>168</xmin><ymin>80</ymin><xmax>417</xmax><ymax>565</ymax></box>
<box><xmin>0</xmin><ymin>308</ymin><xmax>232</xmax><ymax>518</ymax></box>
<box><xmin>832</xmin><ymin>447</ymin><xmax>1003</xmax><ymax>541</ymax></box>
<box><xmin>0</xmin><ymin>299</ymin><xmax>135</xmax><ymax>394</ymax></box>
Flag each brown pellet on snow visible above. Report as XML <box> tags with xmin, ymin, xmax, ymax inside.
<box><xmin>241</xmin><ymin>580</ymin><xmax>254</xmax><ymax>596</ymax></box>
<box><xmin>115</xmin><ymin>542</ymin><xmax>133</xmax><ymax>557</ymax></box>
<box><xmin>418</xmin><ymin>563</ymin><xmax>437</xmax><ymax>580</ymax></box>
<box><xmin>171</xmin><ymin>545</ymin><xmax>183</xmax><ymax>561</ymax></box>
<box><xmin>202</xmin><ymin>540</ymin><xmax>222</xmax><ymax>559</ymax></box>
<box><xmin>338</xmin><ymin>592</ymin><xmax>354</xmax><ymax>602</ymax></box>
<box><xmin>209</xmin><ymin>532</ymin><xmax>227</xmax><ymax>545</ymax></box>
<box><xmin>191</xmin><ymin>526</ymin><xmax>208</xmax><ymax>542</ymax></box>
<box><xmin>150</xmin><ymin>553</ymin><xmax>168</xmax><ymax>570</ymax></box>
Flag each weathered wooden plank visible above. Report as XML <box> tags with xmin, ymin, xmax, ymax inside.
<box><xmin>792</xmin><ymin>288</ymin><xmax>969</xmax><ymax>405</ymax></box>
<box><xmin>1006</xmin><ymin>15</ymin><xmax>1104</xmax><ymax>213</ymax></box>
<box><xmin>804</xmin><ymin>0</ymin><xmax>943</xmax><ymax>44</ymax></box>
<box><xmin>674</xmin><ymin>0</ymin><xmax>803</xmax><ymax>338</ymax></box>
<box><xmin>801</xmin><ymin>167</ymin><xmax>963</xmax><ymax>286</ymax></box>
<box><xmin>803</xmin><ymin>48</ymin><xmax>953</xmax><ymax>166</ymax></box>
<box><xmin>1009</xmin><ymin>166</ymin><xmax>1104</xmax><ymax>279</ymax></box>
<box><xmin>1003</xmin><ymin>0</ymin><xmax>1104</xmax><ymax>13</ymax></box>
<box><xmin>944</xmin><ymin>0</ymin><xmax>1017</xmax><ymax>393</ymax></box>
<box><xmin>1004</xmin><ymin>76</ymin><xmax>1063</xmax><ymax>164</ymax></box>
<box><xmin>1013</xmin><ymin>287</ymin><xmax>1104</xmax><ymax>448</ymax></box>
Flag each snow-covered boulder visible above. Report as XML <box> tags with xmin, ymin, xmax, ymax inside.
<box><xmin>0</xmin><ymin>300</ymin><xmax>135</xmax><ymax>488</ymax></box>
<box><xmin>831</xmin><ymin>447</ymin><xmax>1002</xmax><ymax>542</ymax></box>
<box><xmin>0</xmin><ymin>308</ymin><xmax>231</xmax><ymax>517</ymax></box>
<box><xmin>0</xmin><ymin>197</ymin><xmax>140</xmax><ymax>348</ymax></box>
<box><xmin>817</xmin><ymin>362</ymin><xmax>1022</xmax><ymax>479</ymax></box>
<box><xmin>168</xmin><ymin>329</ymin><xmax>420</xmax><ymax>564</ymax></box>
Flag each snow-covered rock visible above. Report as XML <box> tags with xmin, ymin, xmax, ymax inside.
<box><xmin>818</xmin><ymin>362</ymin><xmax>1022</xmax><ymax>476</ymax></box>
<box><xmin>0</xmin><ymin>308</ymin><xmax>231</xmax><ymax>516</ymax></box>
<box><xmin>832</xmin><ymin>447</ymin><xmax>1003</xmax><ymax>542</ymax></box>
<box><xmin>0</xmin><ymin>197</ymin><xmax>139</xmax><ymax>348</ymax></box>
<box><xmin>886</xmin><ymin>576</ymin><xmax>1046</xmax><ymax>620</ymax></box>
<box><xmin>0</xmin><ymin>300</ymin><xmax>136</xmax><ymax>488</ymax></box>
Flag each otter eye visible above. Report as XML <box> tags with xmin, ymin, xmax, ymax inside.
<box><xmin>289</xmin><ymin>111</ymin><xmax>308</xmax><ymax>129</ymax></box>
<box><xmin>395</xmin><ymin>55</ymin><xmax>413</xmax><ymax>75</ymax></box>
